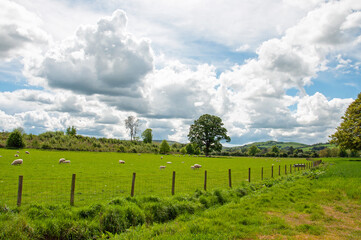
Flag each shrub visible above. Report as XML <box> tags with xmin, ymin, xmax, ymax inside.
<box><xmin>6</xmin><ymin>129</ymin><xmax>25</xmax><ymax>149</ymax></box>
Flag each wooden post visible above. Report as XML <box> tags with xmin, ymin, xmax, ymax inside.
<box><xmin>290</xmin><ymin>164</ymin><xmax>292</xmax><ymax>174</ymax></box>
<box><xmin>285</xmin><ymin>165</ymin><xmax>287</xmax><ymax>175</ymax></box>
<box><xmin>271</xmin><ymin>166</ymin><xmax>274</xmax><ymax>178</ymax></box>
<box><xmin>228</xmin><ymin>169</ymin><xmax>232</xmax><ymax>188</ymax></box>
<box><xmin>204</xmin><ymin>170</ymin><xmax>207</xmax><ymax>191</ymax></box>
<box><xmin>172</xmin><ymin>171</ymin><xmax>176</xmax><ymax>195</ymax></box>
<box><xmin>261</xmin><ymin>167</ymin><xmax>263</xmax><ymax>181</ymax></box>
<box><xmin>278</xmin><ymin>165</ymin><xmax>281</xmax><ymax>176</ymax></box>
<box><xmin>131</xmin><ymin>172</ymin><xmax>136</xmax><ymax>197</ymax></box>
<box><xmin>248</xmin><ymin>168</ymin><xmax>251</xmax><ymax>183</ymax></box>
<box><xmin>70</xmin><ymin>174</ymin><xmax>76</xmax><ymax>206</ymax></box>
<box><xmin>17</xmin><ymin>175</ymin><xmax>23</xmax><ymax>207</ymax></box>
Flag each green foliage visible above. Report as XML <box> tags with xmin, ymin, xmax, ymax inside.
<box><xmin>330</xmin><ymin>93</ymin><xmax>361</xmax><ymax>151</ymax></box>
<box><xmin>271</xmin><ymin>145</ymin><xmax>280</xmax><ymax>155</ymax></box>
<box><xmin>188</xmin><ymin>114</ymin><xmax>230</xmax><ymax>156</ymax></box>
<box><xmin>186</xmin><ymin>143</ymin><xmax>194</xmax><ymax>154</ymax></box>
<box><xmin>159</xmin><ymin>140</ymin><xmax>170</xmax><ymax>154</ymax></box>
<box><xmin>248</xmin><ymin>145</ymin><xmax>260</xmax><ymax>156</ymax></box>
<box><xmin>180</xmin><ymin>147</ymin><xmax>186</xmax><ymax>154</ymax></box>
<box><xmin>66</xmin><ymin>126</ymin><xmax>76</xmax><ymax>136</ymax></box>
<box><xmin>6</xmin><ymin>129</ymin><xmax>25</xmax><ymax>149</ymax></box>
<box><xmin>142</xmin><ymin>128</ymin><xmax>153</xmax><ymax>143</ymax></box>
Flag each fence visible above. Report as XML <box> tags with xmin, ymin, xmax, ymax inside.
<box><xmin>0</xmin><ymin>161</ymin><xmax>318</xmax><ymax>207</ymax></box>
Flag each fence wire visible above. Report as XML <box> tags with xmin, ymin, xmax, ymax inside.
<box><xmin>0</xmin><ymin>163</ymin><xmax>312</xmax><ymax>207</ymax></box>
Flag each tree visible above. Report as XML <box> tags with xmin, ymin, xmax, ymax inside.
<box><xmin>248</xmin><ymin>145</ymin><xmax>260</xmax><ymax>156</ymax></box>
<box><xmin>271</xmin><ymin>145</ymin><xmax>280</xmax><ymax>155</ymax></box>
<box><xmin>186</xmin><ymin>143</ymin><xmax>194</xmax><ymax>154</ymax></box>
<box><xmin>330</xmin><ymin>93</ymin><xmax>361</xmax><ymax>151</ymax></box>
<box><xmin>6</xmin><ymin>129</ymin><xmax>25</xmax><ymax>149</ymax></box>
<box><xmin>159</xmin><ymin>140</ymin><xmax>170</xmax><ymax>154</ymax></box>
<box><xmin>188</xmin><ymin>114</ymin><xmax>230</xmax><ymax>156</ymax></box>
<box><xmin>66</xmin><ymin>126</ymin><xmax>77</xmax><ymax>136</ymax></box>
<box><xmin>125</xmin><ymin>116</ymin><xmax>140</xmax><ymax>142</ymax></box>
<box><xmin>142</xmin><ymin>128</ymin><xmax>153</xmax><ymax>143</ymax></box>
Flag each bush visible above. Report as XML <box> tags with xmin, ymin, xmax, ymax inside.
<box><xmin>6</xmin><ymin>129</ymin><xmax>25</xmax><ymax>149</ymax></box>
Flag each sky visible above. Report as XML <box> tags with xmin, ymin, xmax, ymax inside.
<box><xmin>0</xmin><ymin>0</ymin><xmax>361</xmax><ymax>146</ymax></box>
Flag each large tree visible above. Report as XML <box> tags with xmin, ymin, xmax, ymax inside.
<box><xmin>142</xmin><ymin>128</ymin><xmax>153</xmax><ymax>143</ymax></box>
<box><xmin>6</xmin><ymin>129</ymin><xmax>25</xmax><ymax>149</ymax></box>
<box><xmin>330</xmin><ymin>93</ymin><xmax>361</xmax><ymax>151</ymax></box>
<box><xmin>188</xmin><ymin>114</ymin><xmax>230</xmax><ymax>156</ymax></box>
<box><xmin>125</xmin><ymin>116</ymin><xmax>140</xmax><ymax>142</ymax></box>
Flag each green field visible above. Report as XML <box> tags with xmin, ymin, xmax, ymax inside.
<box><xmin>0</xmin><ymin>149</ymin><xmax>309</xmax><ymax>207</ymax></box>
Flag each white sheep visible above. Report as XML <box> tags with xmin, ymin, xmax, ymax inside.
<box><xmin>25</xmin><ymin>151</ymin><xmax>30</xmax><ymax>154</ymax></box>
<box><xmin>161</xmin><ymin>156</ymin><xmax>163</xmax><ymax>159</ymax></box>
<box><xmin>193</xmin><ymin>164</ymin><xmax>202</xmax><ymax>169</ymax></box>
<box><xmin>160</xmin><ymin>166</ymin><xmax>166</xmax><ymax>170</ymax></box>
<box><xmin>59</xmin><ymin>158</ymin><xmax>66</xmax><ymax>164</ymax></box>
<box><xmin>17</xmin><ymin>151</ymin><xmax>20</xmax><ymax>153</ymax></box>
<box><xmin>119</xmin><ymin>160</ymin><xmax>125</xmax><ymax>164</ymax></box>
<box><xmin>14</xmin><ymin>154</ymin><xmax>19</xmax><ymax>157</ymax></box>
<box><xmin>191</xmin><ymin>166</ymin><xmax>195</xmax><ymax>170</ymax></box>
<box><xmin>167</xmin><ymin>161</ymin><xmax>172</xmax><ymax>164</ymax></box>
<box><xmin>11</xmin><ymin>159</ymin><xmax>23</xmax><ymax>165</ymax></box>
<box><xmin>63</xmin><ymin>160</ymin><xmax>71</xmax><ymax>164</ymax></box>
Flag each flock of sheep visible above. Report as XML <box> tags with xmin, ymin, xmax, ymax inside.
<box><xmin>9</xmin><ymin>151</ymin><xmax>202</xmax><ymax>170</ymax></box>
<box><xmin>119</xmin><ymin>155</ymin><xmax>202</xmax><ymax>170</ymax></box>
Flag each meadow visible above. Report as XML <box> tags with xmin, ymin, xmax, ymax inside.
<box><xmin>0</xmin><ymin>149</ymin><xmax>309</xmax><ymax>207</ymax></box>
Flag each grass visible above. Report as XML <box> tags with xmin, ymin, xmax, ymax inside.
<box><xmin>0</xmin><ymin>158</ymin><xmax>360</xmax><ymax>239</ymax></box>
<box><xmin>0</xmin><ymin>148</ymin><xmax>308</xmax><ymax>207</ymax></box>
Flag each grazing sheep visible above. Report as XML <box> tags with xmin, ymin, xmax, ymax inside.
<box><xmin>167</xmin><ymin>162</ymin><xmax>172</xmax><ymax>164</ymax></box>
<box><xmin>191</xmin><ymin>166</ymin><xmax>195</xmax><ymax>170</ymax></box>
<box><xmin>25</xmin><ymin>151</ymin><xmax>30</xmax><ymax>154</ymax></box>
<box><xmin>161</xmin><ymin>156</ymin><xmax>163</xmax><ymax>159</ymax></box>
<box><xmin>17</xmin><ymin>151</ymin><xmax>20</xmax><ymax>153</ymax></box>
<box><xmin>11</xmin><ymin>159</ymin><xmax>23</xmax><ymax>165</ymax></box>
<box><xmin>59</xmin><ymin>158</ymin><xmax>66</xmax><ymax>164</ymax></box>
<box><xmin>119</xmin><ymin>160</ymin><xmax>125</xmax><ymax>164</ymax></box>
<box><xmin>14</xmin><ymin>154</ymin><xmax>19</xmax><ymax>157</ymax></box>
<box><xmin>193</xmin><ymin>164</ymin><xmax>202</xmax><ymax>169</ymax></box>
<box><xmin>160</xmin><ymin>166</ymin><xmax>166</xmax><ymax>170</ymax></box>
<box><xmin>63</xmin><ymin>160</ymin><xmax>71</xmax><ymax>164</ymax></box>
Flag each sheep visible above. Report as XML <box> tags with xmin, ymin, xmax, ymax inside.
<box><xmin>193</xmin><ymin>164</ymin><xmax>202</xmax><ymax>169</ymax></box>
<box><xmin>14</xmin><ymin>154</ymin><xmax>19</xmax><ymax>157</ymax></box>
<box><xmin>11</xmin><ymin>159</ymin><xmax>23</xmax><ymax>165</ymax></box>
<box><xmin>59</xmin><ymin>158</ymin><xmax>66</xmax><ymax>164</ymax></box>
<box><xmin>160</xmin><ymin>166</ymin><xmax>166</xmax><ymax>170</ymax></box>
<box><xmin>119</xmin><ymin>160</ymin><xmax>125</xmax><ymax>164</ymax></box>
<box><xmin>63</xmin><ymin>160</ymin><xmax>71</xmax><ymax>164</ymax></box>
<box><xmin>17</xmin><ymin>151</ymin><xmax>20</xmax><ymax>153</ymax></box>
<box><xmin>161</xmin><ymin>156</ymin><xmax>163</xmax><ymax>159</ymax></box>
<box><xmin>191</xmin><ymin>166</ymin><xmax>195</xmax><ymax>170</ymax></box>
<box><xmin>25</xmin><ymin>151</ymin><xmax>30</xmax><ymax>154</ymax></box>
<box><xmin>167</xmin><ymin>161</ymin><xmax>172</xmax><ymax>164</ymax></box>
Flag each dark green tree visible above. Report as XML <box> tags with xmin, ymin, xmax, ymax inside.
<box><xmin>186</xmin><ymin>143</ymin><xmax>194</xmax><ymax>154</ymax></box>
<box><xmin>159</xmin><ymin>140</ymin><xmax>170</xmax><ymax>154</ymax></box>
<box><xmin>271</xmin><ymin>145</ymin><xmax>280</xmax><ymax>155</ymax></box>
<box><xmin>6</xmin><ymin>129</ymin><xmax>25</xmax><ymax>148</ymax></box>
<box><xmin>330</xmin><ymin>93</ymin><xmax>361</xmax><ymax>151</ymax></box>
<box><xmin>141</xmin><ymin>128</ymin><xmax>153</xmax><ymax>143</ymax></box>
<box><xmin>66</xmin><ymin>126</ymin><xmax>77</xmax><ymax>136</ymax></box>
<box><xmin>188</xmin><ymin>114</ymin><xmax>230</xmax><ymax>156</ymax></box>
<box><xmin>248</xmin><ymin>145</ymin><xmax>260</xmax><ymax>156</ymax></box>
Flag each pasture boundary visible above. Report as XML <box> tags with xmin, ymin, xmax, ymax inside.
<box><xmin>11</xmin><ymin>161</ymin><xmax>321</xmax><ymax>207</ymax></box>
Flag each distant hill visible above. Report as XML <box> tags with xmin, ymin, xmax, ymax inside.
<box><xmin>224</xmin><ymin>140</ymin><xmax>334</xmax><ymax>152</ymax></box>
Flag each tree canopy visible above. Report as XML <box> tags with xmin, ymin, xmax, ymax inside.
<box><xmin>159</xmin><ymin>140</ymin><xmax>170</xmax><ymax>154</ymax></box>
<box><xmin>142</xmin><ymin>128</ymin><xmax>153</xmax><ymax>143</ymax></box>
<box><xmin>6</xmin><ymin>129</ymin><xmax>25</xmax><ymax>149</ymax></box>
<box><xmin>125</xmin><ymin>116</ymin><xmax>140</xmax><ymax>142</ymax></box>
<box><xmin>330</xmin><ymin>93</ymin><xmax>361</xmax><ymax>151</ymax></box>
<box><xmin>188</xmin><ymin>114</ymin><xmax>230</xmax><ymax>156</ymax></box>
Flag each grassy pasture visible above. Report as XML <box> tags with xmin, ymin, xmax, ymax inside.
<box><xmin>0</xmin><ymin>149</ymin><xmax>309</xmax><ymax>207</ymax></box>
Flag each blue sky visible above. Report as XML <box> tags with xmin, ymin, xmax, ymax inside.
<box><xmin>0</xmin><ymin>0</ymin><xmax>360</xmax><ymax>145</ymax></box>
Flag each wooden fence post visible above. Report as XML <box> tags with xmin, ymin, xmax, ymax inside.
<box><xmin>290</xmin><ymin>164</ymin><xmax>292</xmax><ymax>174</ymax></box>
<box><xmin>261</xmin><ymin>167</ymin><xmax>263</xmax><ymax>181</ymax></box>
<box><xmin>172</xmin><ymin>171</ymin><xmax>176</xmax><ymax>195</ymax></box>
<box><xmin>278</xmin><ymin>165</ymin><xmax>281</xmax><ymax>176</ymax></box>
<box><xmin>17</xmin><ymin>175</ymin><xmax>23</xmax><ymax>207</ymax></box>
<box><xmin>271</xmin><ymin>165</ymin><xmax>274</xmax><ymax>178</ymax></box>
<box><xmin>131</xmin><ymin>172</ymin><xmax>136</xmax><ymax>197</ymax></box>
<box><xmin>285</xmin><ymin>165</ymin><xmax>287</xmax><ymax>175</ymax></box>
<box><xmin>248</xmin><ymin>168</ymin><xmax>251</xmax><ymax>183</ymax></box>
<box><xmin>228</xmin><ymin>169</ymin><xmax>232</xmax><ymax>188</ymax></box>
<box><xmin>204</xmin><ymin>170</ymin><xmax>207</xmax><ymax>191</ymax></box>
<box><xmin>70</xmin><ymin>174</ymin><xmax>76</xmax><ymax>206</ymax></box>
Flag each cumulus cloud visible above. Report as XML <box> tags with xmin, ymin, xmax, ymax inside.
<box><xmin>38</xmin><ymin>9</ymin><xmax>153</xmax><ymax>99</ymax></box>
<box><xmin>0</xmin><ymin>0</ymin><xmax>48</xmax><ymax>60</ymax></box>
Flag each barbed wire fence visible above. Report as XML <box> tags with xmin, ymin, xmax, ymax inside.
<box><xmin>0</xmin><ymin>161</ymin><xmax>320</xmax><ymax>207</ymax></box>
